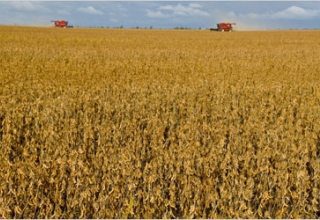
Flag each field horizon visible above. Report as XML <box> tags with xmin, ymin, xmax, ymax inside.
<box><xmin>1</xmin><ymin>24</ymin><xmax>320</xmax><ymax>32</ymax></box>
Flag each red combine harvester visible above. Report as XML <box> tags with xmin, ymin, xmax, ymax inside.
<box><xmin>51</xmin><ymin>20</ymin><xmax>72</xmax><ymax>28</ymax></box>
<box><xmin>210</xmin><ymin>22</ymin><xmax>236</xmax><ymax>32</ymax></box>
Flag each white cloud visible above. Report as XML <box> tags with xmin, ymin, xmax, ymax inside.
<box><xmin>272</xmin><ymin>6</ymin><xmax>320</xmax><ymax>19</ymax></box>
<box><xmin>6</xmin><ymin>1</ymin><xmax>46</xmax><ymax>12</ymax></box>
<box><xmin>146</xmin><ymin>3</ymin><xmax>209</xmax><ymax>18</ymax></box>
<box><xmin>236</xmin><ymin>6</ymin><xmax>320</xmax><ymax>21</ymax></box>
<box><xmin>78</xmin><ymin>6</ymin><xmax>104</xmax><ymax>15</ymax></box>
<box><xmin>188</xmin><ymin>3</ymin><xmax>202</xmax><ymax>9</ymax></box>
<box><xmin>160</xmin><ymin>4</ymin><xmax>210</xmax><ymax>17</ymax></box>
<box><xmin>146</xmin><ymin>9</ymin><xmax>169</xmax><ymax>18</ymax></box>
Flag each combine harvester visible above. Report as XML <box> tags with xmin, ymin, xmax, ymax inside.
<box><xmin>210</xmin><ymin>22</ymin><xmax>236</xmax><ymax>32</ymax></box>
<box><xmin>51</xmin><ymin>20</ymin><xmax>73</xmax><ymax>28</ymax></box>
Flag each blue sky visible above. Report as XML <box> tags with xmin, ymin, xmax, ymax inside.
<box><xmin>0</xmin><ymin>1</ymin><xmax>320</xmax><ymax>29</ymax></box>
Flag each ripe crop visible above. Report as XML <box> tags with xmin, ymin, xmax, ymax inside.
<box><xmin>0</xmin><ymin>26</ymin><xmax>319</xmax><ymax>218</ymax></box>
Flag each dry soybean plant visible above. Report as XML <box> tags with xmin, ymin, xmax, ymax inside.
<box><xmin>0</xmin><ymin>26</ymin><xmax>320</xmax><ymax>218</ymax></box>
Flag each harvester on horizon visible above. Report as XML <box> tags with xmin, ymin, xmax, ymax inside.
<box><xmin>210</xmin><ymin>22</ymin><xmax>236</xmax><ymax>32</ymax></box>
<box><xmin>51</xmin><ymin>20</ymin><xmax>73</xmax><ymax>28</ymax></box>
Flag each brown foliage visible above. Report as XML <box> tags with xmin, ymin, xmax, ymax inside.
<box><xmin>0</xmin><ymin>27</ymin><xmax>319</xmax><ymax>218</ymax></box>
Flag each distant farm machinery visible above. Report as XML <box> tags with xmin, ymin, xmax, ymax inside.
<box><xmin>51</xmin><ymin>20</ymin><xmax>73</xmax><ymax>28</ymax></box>
<box><xmin>210</xmin><ymin>23</ymin><xmax>236</xmax><ymax>32</ymax></box>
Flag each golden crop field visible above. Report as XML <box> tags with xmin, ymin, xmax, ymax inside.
<box><xmin>0</xmin><ymin>26</ymin><xmax>319</xmax><ymax>218</ymax></box>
